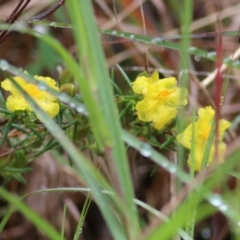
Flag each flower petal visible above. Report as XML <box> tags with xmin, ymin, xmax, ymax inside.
<box><xmin>177</xmin><ymin>106</ymin><xmax>231</xmax><ymax>171</ymax></box>
<box><xmin>1</xmin><ymin>74</ymin><xmax>60</xmax><ymax>119</ymax></box>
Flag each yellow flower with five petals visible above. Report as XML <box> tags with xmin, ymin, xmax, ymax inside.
<box><xmin>1</xmin><ymin>75</ymin><xmax>60</xmax><ymax>118</ymax></box>
<box><xmin>132</xmin><ymin>70</ymin><xmax>188</xmax><ymax>130</ymax></box>
<box><xmin>177</xmin><ymin>106</ymin><xmax>230</xmax><ymax>171</ymax></box>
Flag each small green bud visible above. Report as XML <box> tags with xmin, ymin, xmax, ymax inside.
<box><xmin>60</xmin><ymin>83</ymin><xmax>76</xmax><ymax>97</ymax></box>
<box><xmin>59</xmin><ymin>69</ymin><xmax>74</xmax><ymax>85</ymax></box>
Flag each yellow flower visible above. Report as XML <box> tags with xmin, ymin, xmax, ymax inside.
<box><xmin>132</xmin><ymin>70</ymin><xmax>188</xmax><ymax>130</ymax></box>
<box><xmin>177</xmin><ymin>106</ymin><xmax>231</xmax><ymax>171</ymax></box>
<box><xmin>1</xmin><ymin>75</ymin><xmax>60</xmax><ymax>118</ymax></box>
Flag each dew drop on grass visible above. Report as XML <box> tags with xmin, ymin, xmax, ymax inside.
<box><xmin>219</xmin><ymin>204</ymin><xmax>228</xmax><ymax>212</ymax></box>
<box><xmin>37</xmin><ymin>82</ymin><xmax>47</xmax><ymax>91</ymax></box>
<box><xmin>161</xmin><ymin>161</ymin><xmax>169</xmax><ymax>169</ymax></box>
<box><xmin>194</xmin><ymin>55</ymin><xmax>201</xmax><ymax>62</ymax></box>
<box><xmin>209</xmin><ymin>195</ymin><xmax>222</xmax><ymax>207</ymax></box>
<box><xmin>76</xmin><ymin>106</ymin><xmax>87</xmax><ymax>114</ymax></box>
<box><xmin>188</xmin><ymin>47</ymin><xmax>197</xmax><ymax>52</ymax></box>
<box><xmin>156</xmin><ymin>38</ymin><xmax>163</xmax><ymax>44</ymax></box>
<box><xmin>140</xmin><ymin>143</ymin><xmax>152</xmax><ymax>157</ymax></box>
<box><xmin>169</xmin><ymin>166</ymin><xmax>177</xmax><ymax>173</ymax></box>
<box><xmin>232</xmin><ymin>60</ymin><xmax>240</xmax><ymax>67</ymax></box>
<box><xmin>34</xmin><ymin>25</ymin><xmax>48</xmax><ymax>34</ymax></box>
<box><xmin>207</xmin><ymin>52</ymin><xmax>216</xmax><ymax>59</ymax></box>
<box><xmin>201</xmin><ymin>228</ymin><xmax>211</xmax><ymax>239</ymax></box>
<box><xmin>50</xmin><ymin>22</ymin><xmax>57</xmax><ymax>27</ymax></box>
<box><xmin>58</xmin><ymin>93</ymin><xmax>70</xmax><ymax>102</ymax></box>
<box><xmin>129</xmin><ymin>34</ymin><xmax>135</xmax><ymax>40</ymax></box>
<box><xmin>69</xmin><ymin>102</ymin><xmax>75</xmax><ymax>108</ymax></box>
<box><xmin>0</xmin><ymin>60</ymin><xmax>9</xmax><ymax>70</ymax></box>
<box><xmin>151</xmin><ymin>38</ymin><xmax>157</xmax><ymax>44</ymax></box>
<box><xmin>151</xmin><ymin>38</ymin><xmax>163</xmax><ymax>45</ymax></box>
<box><xmin>111</xmin><ymin>31</ymin><xmax>117</xmax><ymax>36</ymax></box>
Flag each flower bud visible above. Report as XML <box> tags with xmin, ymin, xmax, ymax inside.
<box><xmin>59</xmin><ymin>69</ymin><xmax>74</xmax><ymax>85</ymax></box>
<box><xmin>60</xmin><ymin>83</ymin><xmax>76</xmax><ymax>97</ymax></box>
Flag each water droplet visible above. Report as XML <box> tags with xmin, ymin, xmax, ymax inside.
<box><xmin>76</xmin><ymin>105</ymin><xmax>86</xmax><ymax>114</ymax></box>
<box><xmin>209</xmin><ymin>195</ymin><xmax>222</xmax><ymax>207</ymax></box>
<box><xmin>69</xmin><ymin>102</ymin><xmax>75</xmax><ymax>108</ymax></box>
<box><xmin>120</xmin><ymin>33</ymin><xmax>125</xmax><ymax>37</ymax></box>
<box><xmin>58</xmin><ymin>93</ymin><xmax>70</xmax><ymax>102</ymax></box>
<box><xmin>0</xmin><ymin>60</ymin><xmax>9</xmax><ymax>70</ymax></box>
<box><xmin>14</xmin><ymin>22</ymin><xmax>27</xmax><ymax>30</ymax></box>
<box><xmin>219</xmin><ymin>204</ymin><xmax>228</xmax><ymax>212</ymax></box>
<box><xmin>201</xmin><ymin>228</ymin><xmax>211</xmax><ymax>239</ymax></box>
<box><xmin>140</xmin><ymin>143</ymin><xmax>152</xmax><ymax>157</ymax></box>
<box><xmin>151</xmin><ymin>38</ymin><xmax>157</xmax><ymax>44</ymax></box>
<box><xmin>34</xmin><ymin>25</ymin><xmax>48</xmax><ymax>34</ymax></box>
<box><xmin>169</xmin><ymin>166</ymin><xmax>177</xmax><ymax>173</ymax></box>
<box><xmin>111</xmin><ymin>31</ymin><xmax>117</xmax><ymax>36</ymax></box>
<box><xmin>156</xmin><ymin>38</ymin><xmax>163</xmax><ymax>44</ymax></box>
<box><xmin>194</xmin><ymin>55</ymin><xmax>201</xmax><ymax>62</ymax></box>
<box><xmin>130</xmin><ymin>34</ymin><xmax>135</xmax><ymax>40</ymax></box>
<box><xmin>151</xmin><ymin>37</ymin><xmax>163</xmax><ymax>45</ymax></box>
<box><xmin>37</xmin><ymin>82</ymin><xmax>47</xmax><ymax>91</ymax></box>
<box><xmin>232</xmin><ymin>60</ymin><xmax>240</xmax><ymax>67</ymax></box>
<box><xmin>50</xmin><ymin>22</ymin><xmax>57</xmax><ymax>27</ymax></box>
<box><xmin>223</xmin><ymin>58</ymin><xmax>231</xmax><ymax>64</ymax></box>
<box><xmin>188</xmin><ymin>47</ymin><xmax>197</xmax><ymax>52</ymax></box>
<box><xmin>237</xmin><ymin>221</ymin><xmax>240</xmax><ymax>227</ymax></box>
<box><xmin>207</xmin><ymin>52</ymin><xmax>216</xmax><ymax>59</ymax></box>
<box><xmin>161</xmin><ymin>161</ymin><xmax>169</xmax><ymax>168</ymax></box>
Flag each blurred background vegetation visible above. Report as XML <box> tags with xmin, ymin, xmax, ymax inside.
<box><xmin>0</xmin><ymin>0</ymin><xmax>240</xmax><ymax>239</ymax></box>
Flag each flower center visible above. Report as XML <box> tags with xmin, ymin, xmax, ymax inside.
<box><xmin>25</xmin><ymin>84</ymin><xmax>42</xmax><ymax>98</ymax></box>
<box><xmin>201</xmin><ymin>127</ymin><xmax>210</xmax><ymax>140</ymax></box>
<box><xmin>157</xmin><ymin>89</ymin><xmax>173</xmax><ymax>98</ymax></box>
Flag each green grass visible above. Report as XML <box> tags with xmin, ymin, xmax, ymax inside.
<box><xmin>0</xmin><ymin>0</ymin><xmax>239</xmax><ymax>239</ymax></box>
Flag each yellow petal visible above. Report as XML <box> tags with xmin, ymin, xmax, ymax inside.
<box><xmin>6</xmin><ymin>95</ymin><xmax>30</xmax><ymax>112</ymax></box>
<box><xmin>177</xmin><ymin>106</ymin><xmax>231</xmax><ymax>171</ymax></box>
<box><xmin>152</xmin><ymin>108</ymin><xmax>177</xmax><ymax>130</ymax></box>
<box><xmin>176</xmin><ymin>123</ymin><xmax>194</xmax><ymax>149</ymax></box>
<box><xmin>38</xmin><ymin>100</ymin><xmax>60</xmax><ymax>118</ymax></box>
<box><xmin>1</xmin><ymin>74</ymin><xmax>60</xmax><ymax>119</ymax></box>
<box><xmin>132</xmin><ymin>76</ymin><xmax>152</xmax><ymax>95</ymax></box>
<box><xmin>150</xmin><ymin>69</ymin><xmax>159</xmax><ymax>82</ymax></box>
